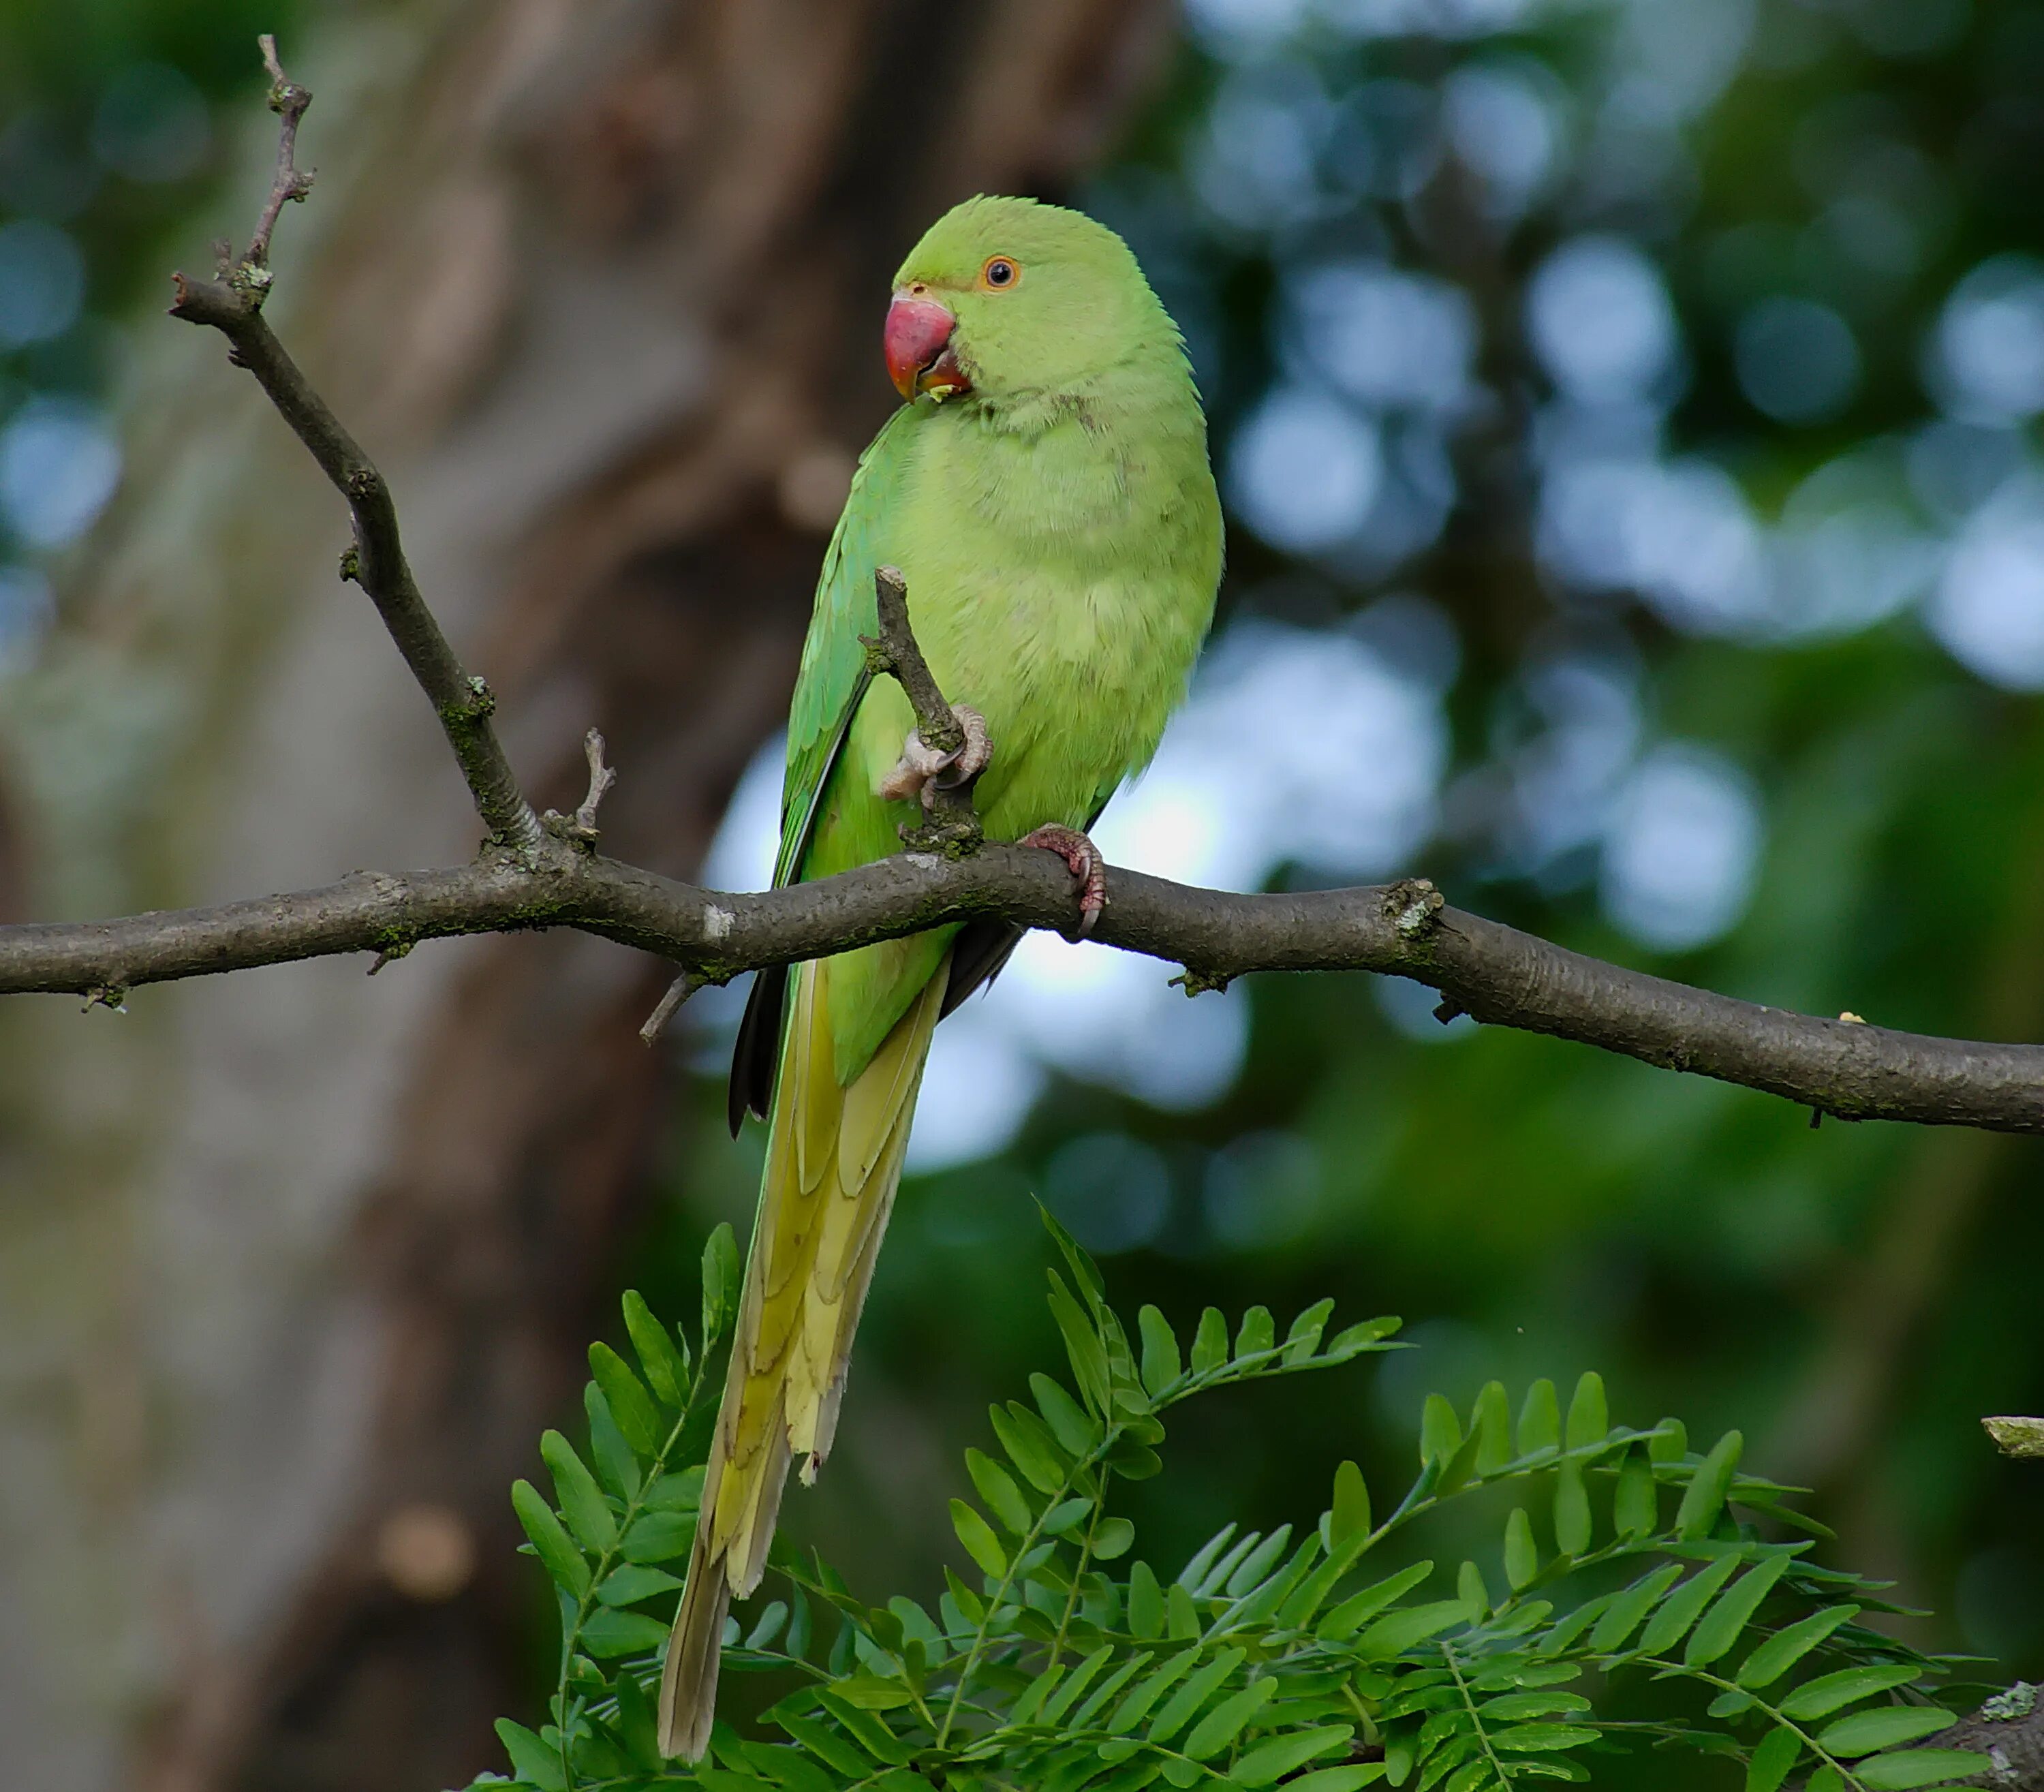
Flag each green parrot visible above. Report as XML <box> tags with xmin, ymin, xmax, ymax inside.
<box><xmin>659</xmin><ymin>194</ymin><xmax>1224</xmax><ymax>1759</ymax></box>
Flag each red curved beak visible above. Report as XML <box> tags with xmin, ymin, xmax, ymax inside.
<box><xmin>884</xmin><ymin>294</ymin><xmax>969</xmax><ymax>399</ymax></box>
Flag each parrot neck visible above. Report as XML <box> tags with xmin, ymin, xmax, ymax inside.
<box><xmin>959</xmin><ymin>334</ymin><xmax>1202</xmax><ymax>442</ymax></box>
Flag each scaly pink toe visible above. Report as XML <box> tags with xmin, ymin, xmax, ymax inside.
<box><xmin>1020</xmin><ymin>824</ymin><xmax>1106</xmax><ymax>936</ymax></box>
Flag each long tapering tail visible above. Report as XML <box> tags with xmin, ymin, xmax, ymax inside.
<box><xmin>657</xmin><ymin>954</ymin><xmax>948</xmax><ymax>1760</ymax></box>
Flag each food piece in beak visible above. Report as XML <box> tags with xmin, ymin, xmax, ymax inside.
<box><xmin>884</xmin><ymin>293</ymin><xmax>970</xmax><ymax>399</ymax></box>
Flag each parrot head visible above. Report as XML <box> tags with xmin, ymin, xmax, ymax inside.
<box><xmin>884</xmin><ymin>195</ymin><xmax>1173</xmax><ymax>404</ymax></box>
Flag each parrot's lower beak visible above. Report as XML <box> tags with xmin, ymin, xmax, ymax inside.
<box><xmin>885</xmin><ymin>292</ymin><xmax>970</xmax><ymax>400</ymax></box>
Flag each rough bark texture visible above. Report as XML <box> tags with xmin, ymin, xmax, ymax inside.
<box><xmin>0</xmin><ymin>3</ymin><xmax>1168</xmax><ymax>1788</ymax></box>
<box><xmin>12</xmin><ymin>851</ymin><xmax>2044</xmax><ymax>1134</ymax></box>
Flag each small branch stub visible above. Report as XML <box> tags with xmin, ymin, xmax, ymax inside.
<box><xmin>544</xmin><ymin>730</ymin><xmax>617</xmax><ymax>847</ymax></box>
<box><xmin>1386</xmin><ymin>878</ymin><xmax>1444</xmax><ymax>940</ymax></box>
<box><xmin>640</xmin><ymin>972</ymin><xmax>702</xmax><ymax>1046</ymax></box>
<box><xmin>864</xmin><ymin>568</ymin><xmax>982</xmax><ymax>856</ymax></box>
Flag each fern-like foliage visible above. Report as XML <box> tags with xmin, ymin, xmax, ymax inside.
<box><xmin>468</xmin><ymin>1214</ymin><xmax>1987</xmax><ymax>1792</ymax></box>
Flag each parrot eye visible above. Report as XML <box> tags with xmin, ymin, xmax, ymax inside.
<box><xmin>979</xmin><ymin>256</ymin><xmax>1020</xmax><ymax>290</ymax></box>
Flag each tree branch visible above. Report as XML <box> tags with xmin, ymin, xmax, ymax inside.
<box><xmin>32</xmin><ymin>33</ymin><xmax>2044</xmax><ymax>1154</ymax></box>
<box><xmin>1985</xmin><ymin>1417</ymin><xmax>2044</xmax><ymax>1458</ymax></box>
<box><xmin>1927</xmin><ymin>1685</ymin><xmax>2044</xmax><ymax>1790</ymax></box>
<box><xmin>8</xmin><ymin>854</ymin><xmax>2044</xmax><ymax>1132</ymax></box>
<box><xmin>165</xmin><ymin>39</ymin><xmax>544</xmax><ymax>862</ymax></box>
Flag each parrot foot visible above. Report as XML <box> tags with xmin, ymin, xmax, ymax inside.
<box><xmin>1021</xmin><ymin>824</ymin><xmax>1106</xmax><ymax>938</ymax></box>
<box><xmin>879</xmin><ymin>705</ymin><xmax>991</xmax><ymax>805</ymax></box>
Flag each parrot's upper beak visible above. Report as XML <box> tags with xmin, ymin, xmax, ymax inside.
<box><xmin>885</xmin><ymin>291</ymin><xmax>970</xmax><ymax>399</ymax></box>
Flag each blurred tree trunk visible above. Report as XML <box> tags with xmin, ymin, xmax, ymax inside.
<box><xmin>0</xmin><ymin>3</ymin><xmax>1169</xmax><ymax>1788</ymax></box>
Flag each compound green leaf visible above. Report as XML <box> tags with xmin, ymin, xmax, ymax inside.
<box><xmin>1735</xmin><ymin>1607</ymin><xmax>1863</xmax><ymax>1688</ymax></box>
<box><xmin>1354</xmin><ymin>1599</ymin><xmax>1470</xmax><ymax>1658</ymax></box>
<box><xmin>596</xmin><ymin>1562</ymin><xmax>682</xmax><ymax>1607</ymax></box>
<box><xmin>1675</xmin><ymin>1430</ymin><xmax>1745</xmax><ymax>1539</ymax></box>
<box><xmin>1332</xmin><ymin>1459</ymin><xmax>1372</xmax><ymax>1545</ymax></box>
<box><xmin>511</xmin><ymin>1478</ymin><xmax>590</xmax><ymax>1600</ymax></box>
<box><xmin>1048</xmin><ymin>1276</ymin><xmax>1113</xmax><ymax>1412</ymax></box>
<box><xmin>1230</xmin><ymin>1725</ymin><xmax>1355</xmax><ymax>1787</ymax></box>
<box><xmin>1853</xmin><ymin>1750</ymin><xmax>1994</xmax><ymax>1789</ymax></box>
<box><xmin>1613</xmin><ymin>1449</ymin><xmax>1657</xmax><ymax>1539</ymax></box>
<box><xmin>700</xmin><ymin>1224</ymin><xmax>741</xmax><ymax>1353</ymax></box>
<box><xmin>1744</xmin><ymin>1727</ymin><xmax>1800</xmax><ymax>1792</ymax></box>
<box><xmin>1814</xmin><ymin>1706</ymin><xmax>1955</xmax><ymax>1758</ymax></box>
<box><xmin>585</xmin><ymin>1385</ymin><xmax>638</xmax><ymax>1502</ymax></box>
<box><xmin>965</xmin><ymin>1448</ymin><xmax>1034</xmax><ymax>1536</ymax></box>
<box><xmin>1285</xmin><ymin>1297</ymin><xmax>1336</xmax><ymax>1361</ymax></box>
<box><xmin>578</xmin><ymin>1607</ymin><xmax>670</xmax><ymax>1658</ymax></box>
<box><xmin>495</xmin><ymin>1718</ymin><xmax>567</xmax><ymax>1792</ymax></box>
<box><xmin>1554</xmin><ymin>1454</ymin><xmax>1592</xmax><ymax>1557</ymax></box>
<box><xmin>991</xmin><ymin>1402</ymin><xmax>1068</xmax><ymax>1494</ymax></box>
<box><xmin>1481</xmin><ymin>1692</ymin><xmax>1591</xmax><ymax>1720</ymax></box>
<box><xmin>1109</xmin><ymin>1646</ymin><xmax>1202</xmax><ymax>1733</ymax></box>
<box><xmin>1472</xmin><ymin>1382</ymin><xmax>1513</xmax><ymax>1474</ymax></box>
<box><xmin>1457</xmin><ymin>1558</ymin><xmax>1490</xmax><ymax>1622</ymax></box>
<box><xmin>1318</xmin><ymin>1561</ymin><xmax>1435</xmax><ymax>1641</ymax></box>
<box><xmin>1564</xmin><ymin>1374</ymin><xmax>1608</xmax><ymax>1451</ymax></box>
<box><xmin>1096</xmin><ymin>1517</ymin><xmax>1137</xmax><ymax>1561</ymax></box>
<box><xmin>540</xmin><ymin>1431</ymin><xmax>617</xmax><ymax>1554</ymax></box>
<box><xmin>775</xmin><ymin>1713</ymin><xmax>872</xmax><ymax>1778</ymax></box>
<box><xmin>1147</xmin><ymin>1646</ymin><xmax>1247</xmax><ymax>1744</ymax></box>
<box><xmin>1504</xmin><ymin>1508</ymin><xmax>1538</xmax><ymax>1591</ymax></box>
<box><xmin>621</xmin><ymin>1289</ymin><xmax>690</xmax><ymax>1408</ymax></box>
<box><xmin>950</xmin><ymin>1500</ymin><xmax>1007</xmax><ymax>1578</ymax></box>
<box><xmin>1027</xmin><ymin>1373</ymin><xmax>1098</xmax><ymax>1456</ymax></box>
<box><xmin>1325</xmin><ymin>1317</ymin><xmax>1402</xmax><ymax>1363</ymax></box>
<box><xmin>1686</xmin><ymin>1556</ymin><xmax>1789</xmax><ymax>1667</ymax></box>
<box><xmin>1236</xmin><ymin>1306</ymin><xmax>1277</xmax><ymax>1359</ymax></box>
<box><xmin>1183</xmin><ymin>1677</ymin><xmax>1278</xmax><ymax>1759</ymax></box>
<box><xmin>1492</xmin><ymin>1725</ymin><xmax>1598</xmax><ymax>1751</ymax></box>
<box><xmin>619</xmin><ymin>1509</ymin><xmax>694</xmax><ymax>1565</ymax></box>
<box><xmin>1140</xmin><ymin>1306</ymin><xmax>1183</xmax><ymax>1395</ymax></box>
<box><xmin>1778</xmin><ymin>1663</ymin><xmax>1924</xmax><ymax>1719</ymax></box>
<box><xmin>1635</xmin><ymin>1554</ymin><xmax>1741</xmax><ymax>1656</ymax></box>
<box><xmin>1129</xmin><ymin>1560</ymin><xmax>1165</xmax><ymax>1637</ymax></box>
<box><xmin>1226</xmin><ymin>1526</ymin><xmax>1292</xmax><ymax>1596</ymax></box>
<box><xmin>1588</xmin><ymin>1563</ymin><xmax>1683</xmax><ymax>1652</ymax></box>
<box><xmin>589</xmin><ymin>1343</ymin><xmax>664</xmax><ymax>1459</ymax></box>
<box><xmin>1421</xmin><ymin>1394</ymin><xmax>1463</xmax><ymax>1466</ymax></box>
<box><xmin>1284</xmin><ymin>1768</ymin><xmax>1388</xmax><ymax>1792</ymax></box>
<box><xmin>1518</xmin><ymin>1380</ymin><xmax>1561</xmax><ymax>1457</ymax></box>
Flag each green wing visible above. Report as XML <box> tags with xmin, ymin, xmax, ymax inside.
<box><xmin>775</xmin><ymin>406</ymin><xmax>919</xmax><ymax>889</ymax></box>
<box><xmin>729</xmin><ymin>407</ymin><xmax>918</xmax><ymax>1130</ymax></box>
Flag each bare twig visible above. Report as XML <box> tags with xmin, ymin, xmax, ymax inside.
<box><xmin>247</xmin><ymin>34</ymin><xmax>313</xmax><ymax>270</ymax></box>
<box><xmin>10</xmin><ymin>856</ymin><xmax>2044</xmax><ymax>1134</ymax></box>
<box><xmin>865</xmin><ymin>566</ymin><xmax>981</xmax><ymax>854</ymax></box>
<box><xmin>166</xmin><ymin>39</ymin><xmax>544</xmax><ymax>863</ymax></box>
<box><xmin>1985</xmin><ymin>1417</ymin><xmax>2044</xmax><ymax>1458</ymax></box>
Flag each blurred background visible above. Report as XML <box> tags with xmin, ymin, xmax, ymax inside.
<box><xmin>1</xmin><ymin>0</ymin><xmax>2040</xmax><ymax>1787</ymax></box>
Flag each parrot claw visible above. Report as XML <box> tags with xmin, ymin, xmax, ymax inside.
<box><xmin>1021</xmin><ymin>824</ymin><xmax>1106</xmax><ymax>937</ymax></box>
<box><xmin>880</xmin><ymin>705</ymin><xmax>991</xmax><ymax>805</ymax></box>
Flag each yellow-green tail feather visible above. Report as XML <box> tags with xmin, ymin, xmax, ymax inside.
<box><xmin>657</xmin><ymin>953</ymin><xmax>950</xmax><ymax>1760</ymax></box>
